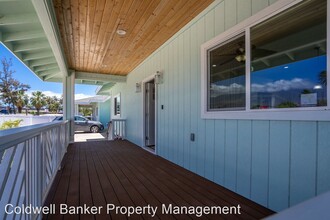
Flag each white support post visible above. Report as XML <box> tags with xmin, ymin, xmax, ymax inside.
<box><xmin>63</xmin><ymin>70</ymin><xmax>75</xmax><ymax>142</ymax></box>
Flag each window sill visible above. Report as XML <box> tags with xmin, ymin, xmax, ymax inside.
<box><xmin>201</xmin><ymin>107</ymin><xmax>330</xmax><ymax>121</ymax></box>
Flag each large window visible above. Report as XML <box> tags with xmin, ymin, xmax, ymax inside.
<box><xmin>208</xmin><ymin>34</ymin><xmax>246</xmax><ymax>110</ymax></box>
<box><xmin>250</xmin><ymin>0</ymin><xmax>327</xmax><ymax>109</ymax></box>
<box><xmin>202</xmin><ymin>0</ymin><xmax>329</xmax><ymax>120</ymax></box>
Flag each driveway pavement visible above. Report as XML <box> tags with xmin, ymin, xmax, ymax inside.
<box><xmin>74</xmin><ymin>131</ymin><xmax>108</xmax><ymax>142</ymax></box>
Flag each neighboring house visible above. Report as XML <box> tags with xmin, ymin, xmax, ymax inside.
<box><xmin>0</xmin><ymin>0</ymin><xmax>329</xmax><ymax>218</ymax></box>
<box><xmin>75</xmin><ymin>95</ymin><xmax>111</xmax><ymax>127</ymax></box>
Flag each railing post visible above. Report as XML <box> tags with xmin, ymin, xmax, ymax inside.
<box><xmin>37</xmin><ymin>134</ymin><xmax>42</xmax><ymax>213</ymax></box>
<box><xmin>110</xmin><ymin>119</ymin><xmax>126</xmax><ymax>140</ymax></box>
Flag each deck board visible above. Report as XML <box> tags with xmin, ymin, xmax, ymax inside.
<box><xmin>44</xmin><ymin>140</ymin><xmax>274</xmax><ymax>220</ymax></box>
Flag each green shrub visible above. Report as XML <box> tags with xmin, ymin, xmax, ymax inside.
<box><xmin>0</xmin><ymin>119</ymin><xmax>23</xmax><ymax>130</ymax></box>
<box><xmin>277</xmin><ymin>101</ymin><xmax>298</xmax><ymax>108</ymax></box>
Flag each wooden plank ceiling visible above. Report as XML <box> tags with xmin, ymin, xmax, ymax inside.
<box><xmin>53</xmin><ymin>0</ymin><xmax>214</xmax><ymax>76</ymax></box>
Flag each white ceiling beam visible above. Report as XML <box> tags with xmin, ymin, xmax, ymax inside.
<box><xmin>316</xmin><ymin>44</ymin><xmax>326</xmax><ymax>53</ymax></box>
<box><xmin>0</xmin><ymin>0</ymin><xmax>25</xmax><ymax>2</ymax></box>
<box><xmin>23</xmin><ymin>50</ymin><xmax>54</xmax><ymax>61</ymax></box>
<box><xmin>29</xmin><ymin>57</ymin><xmax>56</xmax><ymax>67</ymax></box>
<box><xmin>43</xmin><ymin>77</ymin><xmax>62</xmax><ymax>83</ymax></box>
<box><xmin>3</xmin><ymin>42</ymin><xmax>27</xmax><ymax>63</ymax></box>
<box><xmin>2</xmin><ymin>41</ymin><xmax>13</xmax><ymax>51</ymax></box>
<box><xmin>38</xmin><ymin>68</ymin><xmax>60</xmax><ymax>76</ymax></box>
<box><xmin>0</xmin><ymin>13</ymin><xmax>38</xmax><ymax>25</ymax></box>
<box><xmin>34</xmin><ymin>63</ymin><xmax>58</xmax><ymax>72</ymax></box>
<box><xmin>75</xmin><ymin>71</ymin><xmax>126</xmax><ymax>83</ymax></box>
<box><xmin>261</xmin><ymin>59</ymin><xmax>271</xmax><ymax>67</ymax></box>
<box><xmin>43</xmin><ymin>72</ymin><xmax>60</xmax><ymax>81</ymax></box>
<box><xmin>286</xmin><ymin>52</ymin><xmax>295</xmax><ymax>61</ymax></box>
<box><xmin>1</xmin><ymin>41</ymin><xmax>45</xmax><ymax>82</ymax></box>
<box><xmin>32</xmin><ymin>0</ymin><xmax>68</xmax><ymax>76</ymax></box>
<box><xmin>13</xmin><ymin>41</ymin><xmax>50</xmax><ymax>52</ymax></box>
<box><xmin>3</xmin><ymin>31</ymin><xmax>45</xmax><ymax>42</ymax></box>
<box><xmin>96</xmin><ymin>83</ymin><xmax>115</xmax><ymax>95</ymax></box>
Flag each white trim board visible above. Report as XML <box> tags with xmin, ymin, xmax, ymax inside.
<box><xmin>141</xmin><ymin>74</ymin><xmax>158</xmax><ymax>155</ymax></box>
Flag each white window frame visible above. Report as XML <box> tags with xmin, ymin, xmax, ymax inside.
<box><xmin>113</xmin><ymin>93</ymin><xmax>121</xmax><ymax>118</ymax></box>
<box><xmin>201</xmin><ymin>0</ymin><xmax>330</xmax><ymax>121</ymax></box>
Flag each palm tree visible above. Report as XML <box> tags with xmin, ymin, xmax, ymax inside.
<box><xmin>79</xmin><ymin>106</ymin><xmax>92</xmax><ymax>117</ymax></box>
<box><xmin>30</xmin><ymin>91</ymin><xmax>46</xmax><ymax>115</ymax></box>
<box><xmin>15</xmin><ymin>90</ymin><xmax>29</xmax><ymax>113</ymax></box>
<box><xmin>319</xmin><ymin>70</ymin><xmax>327</xmax><ymax>86</ymax></box>
<box><xmin>45</xmin><ymin>96</ymin><xmax>61</xmax><ymax>113</ymax></box>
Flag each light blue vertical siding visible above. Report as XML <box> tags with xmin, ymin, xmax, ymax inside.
<box><xmin>237</xmin><ymin>0</ymin><xmax>252</xmax><ymax>22</ymax></box>
<box><xmin>268</xmin><ymin>121</ymin><xmax>290</xmax><ymax>211</ymax></box>
<box><xmin>214</xmin><ymin>120</ymin><xmax>226</xmax><ymax>185</ymax></box>
<box><xmin>108</xmin><ymin>0</ymin><xmax>330</xmax><ymax>212</ymax></box>
<box><xmin>317</xmin><ymin>122</ymin><xmax>330</xmax><ymax>195</ymax></box>
<box><xmin>182</xmin><ymin>29</ymin><xmax>191</xmax><ymax>169</ymax></box>
<box><xmin>252</xmin><ymin>0</ymin><xmax>270</xmax><ymax>14</ymax></box>
<box><xmin>251</xmin><ymin>120</ymin><xmax>270</xmax><ymax>206</ymax></box>
<box><xmin>189</xmin><ymin>22</ymin><xmax>198</xmax><ymax>173</ymax></box>
<box><xmin>162</xmin><ymin>45</ymin><xmax>169</xmax><ymax>159</ymax></box>
<box><xmin>205</xmin><ymin>120</ymin><xmax>215</xmax><ymax>180</ymax></box>
<box><xmin>225</xmin><ymin>0</ymin><xmax>237</xmax><ymax>29</ymax></box>
<box><xmin>196</xmin><ymin>18</ymin><xmax>206</xmax><ymax>177</ymax></box>
<box><xmin>214</xmin><ymin>1</ymin><xmax>225</xmax><ymax>36</ymax></box>
<box><xmin>98</xmin><ymin>100</ymin><xmax>111</xmax><ymax>127</ymax></box>
<box><xmin>169</xmin><ymin>40</ymin><xmax>176</xmax><ymax>163</ymax></box>
<box><xmin>177</xmin><ymin>34</ymin><xmax>185</xmax><ymax>166</ymax></box>
<box><xmin>224</xmin><ymin>120</ymin><xmax>238</xmax><ymax>191</ymax></box>
<box><xmin>236</xmin><ymin>120</ymin><xmax>252</xmax><ymax>198</ymax></box>
<box><xmin>204</xmin><ymin>10</ymin><xmax>216</xmax><ymax>181</ymax></box>
<box><xmin>290</xmin><ymin>121</ymin><xmax>317</xmax><ymax>207</ymax></box>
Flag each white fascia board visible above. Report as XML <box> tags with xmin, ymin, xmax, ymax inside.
<box><xmin>32</xmin><ymin>0</ymin><xmax>68</xmax><ymax>77</ymax></box>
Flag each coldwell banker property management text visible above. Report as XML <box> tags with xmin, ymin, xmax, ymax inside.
<box><xmin>5</xmin><ymin>204</ymin><xmax>242</xmax><ymax>217</ymax></box>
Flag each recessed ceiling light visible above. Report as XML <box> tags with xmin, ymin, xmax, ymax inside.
<box><xmin>116</xmin><ymin>29</ymin><xmax>127</xmax><ymax>36</ymax></box>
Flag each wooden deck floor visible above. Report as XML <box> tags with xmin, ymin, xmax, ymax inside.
<box><xmin>44</xmin><ymin>140</ymin><xmax>274</xmax><ymax>220</ymax></box>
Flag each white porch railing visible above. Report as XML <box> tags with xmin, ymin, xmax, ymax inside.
<box><xmin>0</xmin><ymin>121</ymin><xmax>69</xmax><ymax>220</ymax></box>
<box><xmin>107</xmin><ymin>119</ymin><xmax>126</xmax><ymax>140</ymax></box>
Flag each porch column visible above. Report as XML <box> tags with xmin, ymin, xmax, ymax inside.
<box><xmin>63</xmin><ymin>70</ymin><xmax>75</xmax><ymax>142</ymax></box>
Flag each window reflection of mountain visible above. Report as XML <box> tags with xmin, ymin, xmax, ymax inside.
<box><xmin>251</xmin><ymin>91</ymin><xmax>296</xmax><ymax>109</ymax></box>
<box><xmin>251</xmin><ymin>89</ymin><xmax>326</xmax><ymax>109</ymax></box>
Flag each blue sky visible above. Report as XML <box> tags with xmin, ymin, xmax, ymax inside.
<box><xmin>0</xmin><ymin>43</ymin><xmax>98</xmax><ymax>100</ymax></box>
<box><xmin>251</xmin><ymin>55</ymin><xmax>326</xmax><ymax>85</ymax></box>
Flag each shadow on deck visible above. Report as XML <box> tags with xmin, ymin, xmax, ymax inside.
<box><xmin>44</xmin><ymin>140</ymin><xmax>274</xmax><ymax>220</ymax></box>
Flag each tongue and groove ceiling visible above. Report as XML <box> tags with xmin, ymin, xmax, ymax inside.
<box><xmin>53</xmin><ymin>0</ymin><xmax>214</xmax><ymax>76</ymax></box>
<box><xmin>0</xmin><ymin>0</ymin><xmax>213</xmax><ymax>85</ymax></box>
